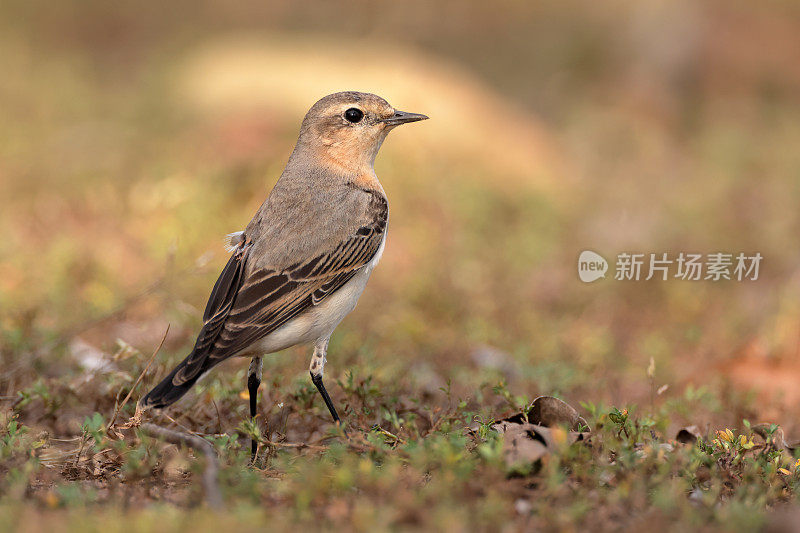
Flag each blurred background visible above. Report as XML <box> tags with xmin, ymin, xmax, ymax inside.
<box><xmin>2</xmin><ymin>0</ymin><xmax>800</xmax><ymax>436</ymax></box>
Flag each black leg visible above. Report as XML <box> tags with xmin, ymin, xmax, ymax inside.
<box><xmin>310</xmin><ymin>372</ymin><xmax>340</xmax><ymax>423</ymax></box>
<box><xmin>248</xmin><ymin>357</ymin><xmax>262</xmax><ymax>462</ymax></box>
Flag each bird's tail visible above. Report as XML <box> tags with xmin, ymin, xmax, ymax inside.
<box><xmin>138</xmin><ymin>353</ymin><xmax>207</xmax><ymax>410</ymax></box>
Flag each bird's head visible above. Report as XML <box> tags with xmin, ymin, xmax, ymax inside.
<box><xmin>295</xmin><ymin>91</ymin><xmax>428</xmax><ymax>175</ymax></box>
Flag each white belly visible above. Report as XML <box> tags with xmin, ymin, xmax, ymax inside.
<box><xmin>237</xmin><ymin>234</ymin><xmax>385</xmax><ymax>356</ymax></box>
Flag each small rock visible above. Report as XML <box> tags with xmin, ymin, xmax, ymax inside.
<box><xmin>514</xmin><ymin>499</ymin><xmax>532</xmax><ymax>515</ymax></box>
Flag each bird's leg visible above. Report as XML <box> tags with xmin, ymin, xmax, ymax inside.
<box><xmin>309</xmin><ymin>340</ymin><xmax>341</xmax><ymax>424</ymax></box>
<box><xmin>247</xmin><ymin>356</ymin><xmax>263</xmax><ymax>462</ymax></box>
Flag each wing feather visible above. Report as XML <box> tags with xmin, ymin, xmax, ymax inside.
<box><xmin>170</xmin><ymin>190</ymin><xmax>387</xmax><ymax>385</ymax></box>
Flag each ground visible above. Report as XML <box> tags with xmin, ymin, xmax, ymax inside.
<box><xmin>2</xmin><ymin>1</ymin><xmax>800</xmax><ymax>531</ymax></box>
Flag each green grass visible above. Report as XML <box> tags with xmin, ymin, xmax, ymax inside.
<box><xmin>1</xmin><ymin>380</ymin><xmax>797</xmax><ymax>531</ymax></box>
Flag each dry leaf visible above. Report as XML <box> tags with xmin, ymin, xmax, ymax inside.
<box><xmin>676</xmin><ymin>425</ymin><xmax>702</xmax><ymax>444</ymax></box>
<box><xmin>490</xmin><ymin>397</ymin><xmax>591</xmax><ymax>470</ymax></box>
<box><xmin>528</xmin><ymin>396</ymin><xmax>590</xmax><ymax>431</ymax></box>
<box><xmin>503</xmin><ymin>424</ymin><xmax>551</xmax><ymax>466</ymax></box>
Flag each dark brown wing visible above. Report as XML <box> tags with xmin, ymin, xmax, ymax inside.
<box><xmin>140</xmin><ymin>192</ymin><xmax>387</xmax><ymax>408</ymax></box>
<box><xmin>186</xmin><ymin>195</ymin><xmax>386</xmax><ymax>377</ymax></box>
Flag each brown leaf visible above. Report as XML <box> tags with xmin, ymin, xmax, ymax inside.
<box><xmin>500</xmin><ymin>423</ymin><xmax>552</xmax><ymax>467</ymax></box>
<box><xmin>528</xmin><ymin>396</ymin><xmax>590</xmax><ymax>432</ymax></box>
<box><xmin>492</xmin><ymin>420</ymin><xmax>590</xmax><ymax>469</ymax></box>
<box><xmin>488</xmin><ymin>397</ymin><xmax>591</xmax><ymax>469</ymax></box>
<box><xmin>676</xmin><ymin>425</ymin><xmax>702</xmax><ymax>444</ymax></box>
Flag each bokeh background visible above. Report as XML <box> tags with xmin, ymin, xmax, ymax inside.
<box><xmin>2</xmin><ymin>0</ymin><xmax>800</xmax><ymax>498</ymax></box>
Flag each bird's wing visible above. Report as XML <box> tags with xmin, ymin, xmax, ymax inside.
<box><xmin>171</xmin><ymin>190</ymin><xmax>387</xmax><ymax>387</ymax></box>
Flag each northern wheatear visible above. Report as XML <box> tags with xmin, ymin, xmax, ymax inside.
<box><xmin>140</xmin><ymin>91</ymin><xmax>427</xmax><ymax>458</ymax></box>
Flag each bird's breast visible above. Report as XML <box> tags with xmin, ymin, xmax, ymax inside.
<box><xmin>239</xmin><ymin>232</ymin><xmax>386</xmax><ymax>356</ymax></box>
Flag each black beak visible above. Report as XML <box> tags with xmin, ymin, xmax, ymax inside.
<box><xmin>382</xmin><ymin>110</ymin><xmax>429</xmax><ymax>126</ymax></box>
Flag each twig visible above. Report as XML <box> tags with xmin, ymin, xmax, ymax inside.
<box><xmin>108</xmin><ymin>325</ymin><xmax>169</xmax><ymax>435</ymax></box>
<box><xmin>262</xmin><ymin>439</ymin><xmax>328</xmax><ymax>452</ymax></box>
<box><xmin>139</xmin><ymin>423</ymin><xmax>223</xmax><ymax>510</ymax></box>
<box><xmin>163</xmin><ymin>413</ymin><xmax>206</xmax><ymax>438</ymax></box>
<box><xmin>211</xmin><ymin>398</ymin><xmax>223</xmax><ymax>434</ymax></box>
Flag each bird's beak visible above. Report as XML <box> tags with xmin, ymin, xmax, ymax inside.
<box><xmin>382</xmin><ymin>110</ymin><xmax>429</xmax><ymax>126</ymax></box>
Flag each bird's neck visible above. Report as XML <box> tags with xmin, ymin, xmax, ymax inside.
<box><xmin>287</xmin><ymin>141</ymin><xmax>385</xmax><ymax>193</ymax></box>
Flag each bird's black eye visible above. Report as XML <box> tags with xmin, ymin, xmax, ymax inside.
<box><xmin>344</xmin><ymin>108</ymin><xmax>364</xmax><ymax>123</ymax></box>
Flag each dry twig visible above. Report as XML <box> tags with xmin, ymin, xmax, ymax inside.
<box><xmin>107</xmin><ymin>325</ymin><xmax>169</xmax><ymax>436</ymax></box>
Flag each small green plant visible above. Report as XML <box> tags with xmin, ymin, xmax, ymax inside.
<box><xmin>81</xmin><ymin>412</ymin><xmax>106</xmax><ymax>448</ymax></box>
<box><xmin>492</xmin><ymin>380</ymin><xmax>530</xmax><ymax>412</ymax></box>
<box><xmin>608</xmin><ymin>407</ymin><xmax>631</xmax><ymax>438</ymax></box>
<box><xmin>15</xmin><ymin>379</ymin><xmax>58</xmax><ymax>414</ymax></box>
<box><xmin>1</xmin><ymin>415</ymin><xmax>30</xmax><ymax>459</ymax></box>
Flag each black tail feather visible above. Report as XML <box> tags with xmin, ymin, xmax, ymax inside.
<box><xmin>139</xmin><ymin>353</ymin><xmax>208</xmax><ymax>409</ymax></box>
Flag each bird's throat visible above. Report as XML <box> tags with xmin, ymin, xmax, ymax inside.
<box><xmin>313</xmin><ymin>143</ymin><xmax>382</xmax><ymax>188</ymax></box>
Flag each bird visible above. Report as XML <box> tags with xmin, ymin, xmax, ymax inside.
<box><xmin>139</xmin><ymin>91</ymin><xmax>428</xmax><ymax>460</ymax></box>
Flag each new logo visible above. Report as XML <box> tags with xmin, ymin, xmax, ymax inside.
<box><xmin>578</xmin><ymin>250</ymin><xmax>608</xmax><ymax>283</ymax></box>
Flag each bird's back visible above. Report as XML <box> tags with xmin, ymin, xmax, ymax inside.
<box><xmin>245</xmin><ymin>163</ymin><xmax>386</xmax><ymax>272</ymax></box>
